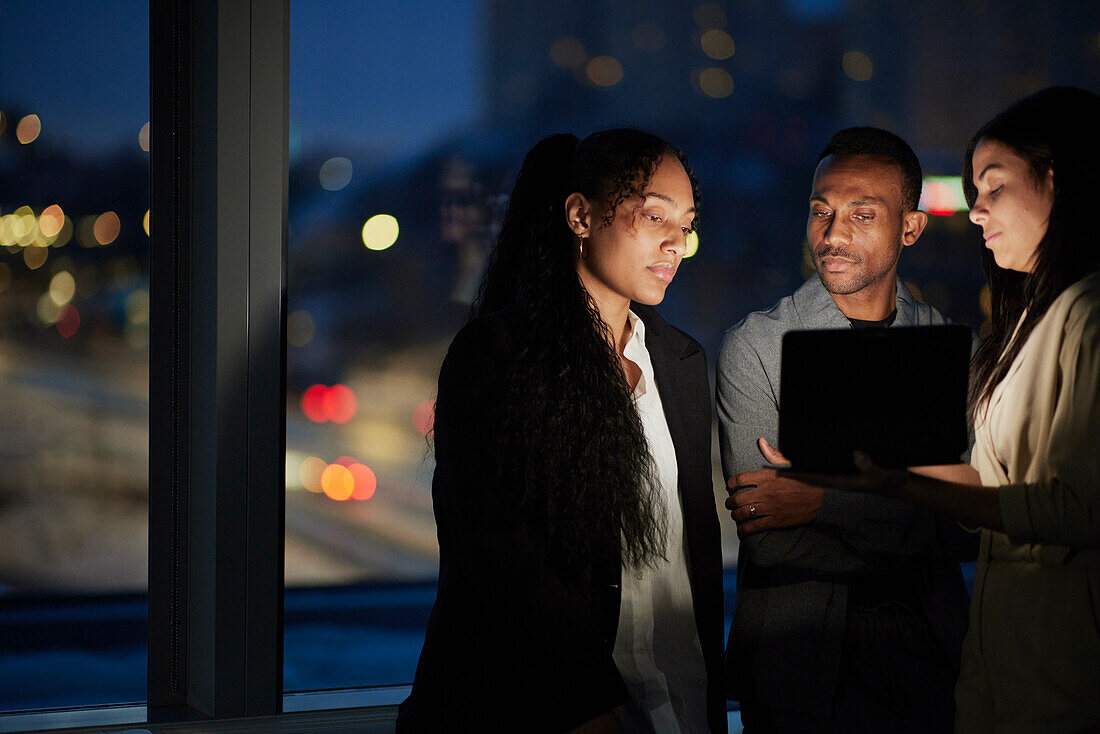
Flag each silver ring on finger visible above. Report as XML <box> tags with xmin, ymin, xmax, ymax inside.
<box><xmin>748</xmin><ymin>504</ymin><xmax>757</xmax><ymax>517</ymax></box>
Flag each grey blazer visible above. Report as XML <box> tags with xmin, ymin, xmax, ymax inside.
<box><xmin>717</xmin><ymin>275</ymin><xmax>978</xmax><ymax>716</ymax></box>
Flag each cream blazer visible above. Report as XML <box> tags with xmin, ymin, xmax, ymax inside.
<box><xmin>972</xmin><ymin>271</ymin><xmax>1100</xmax><ymax>556</ymax></box>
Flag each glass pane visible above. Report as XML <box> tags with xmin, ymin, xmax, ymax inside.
<box><xmin>285</xmin><ymin>0</ymin><xmax>1099</xmax><ymax>696</ymax></box>
<box><xmin>0</xmin><ymin>1</ymin><xmax>150</xmax><ymax>710</ymax></box>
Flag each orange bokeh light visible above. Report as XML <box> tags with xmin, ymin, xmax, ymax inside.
<box><xmin>299</xmin><ymin>456</ymin><xmax>326</xmax><ymax>492</ymax></box>
<box><xmin>413</xmin><ymin>398</ymin><xmax>435</xmax><ymax>436</ymax></box>
<box><xmin>348</xmin><ymin>463</ymin><xmax>377</xmax><ymax>500</ymax></box>
<box><xmin>321</xmin><ymin>463</ymin><xmax>355</xmax><ymax>501</ymax></box>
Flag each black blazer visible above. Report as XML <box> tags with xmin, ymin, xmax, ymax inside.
<box><xmin>397</xmin><ymin>304</ymin><xmax>726</xmax><ymax>733</ymax></box>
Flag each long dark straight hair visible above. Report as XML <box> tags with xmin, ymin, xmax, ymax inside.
<box><xmin>963</xmin><ymin>87</ymin><xmax>1100</xmax><ymax>419</ymax></box>
<box><xmin>472</xmin><ymin>129</ymin><xmax>699</xmax><ymax>573</ymax></box>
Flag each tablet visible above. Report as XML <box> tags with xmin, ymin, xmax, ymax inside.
<box><xmin>777</xmin><ymin>324</ymin><xmax>971</xmax><ymax>473</ymax></box>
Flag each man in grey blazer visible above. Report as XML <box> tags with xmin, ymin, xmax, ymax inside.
<box><xmin>718</xmin><ymin>127</ymin><xmax>977</xmax><ymax>732</ymax></box>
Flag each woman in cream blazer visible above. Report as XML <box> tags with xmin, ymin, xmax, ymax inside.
<box><xmin>789</xmin><ymin>87</ymin><xmax>1100</xmax><ymax>733</ymax></box>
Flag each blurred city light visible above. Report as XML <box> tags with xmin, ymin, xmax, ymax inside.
<box><xmin>299</xmin><ymin>456</ymin><xmax>326</xmax><ymax>493</ymax></box>
<box><xmin>55</xmin><ymin>304</ymin><xmax>80</xmax><ymax>338</ymax></box>
<box><xmin>37</xmin><ymin>293</ymin><xmax>61</xmax><ymax>324</ymax></box>
<box><xmin>322</xmin><ymin>384</ymin><xmax>357</xmax><ymax>424</ymax></box>
<box><xmin>842</xmin><ymin>51</ymin><xmax>873</xmax><ymax>81</ymax></box>
<box><xmin>16</xmin><ymin>114</ymin><xmax>41</xmax><ymax>144</ymax></box>
<box><xmin>319</xmin><ymin>156</ymin><xmax>353</xmax><ymax>191</ymax></box>
<box><xmin>348</xmin><ymin>463</ymin><xmax>377</xmax><ymax>500</ymax></box>
<box><xmin>685</xmin><ymin>231</ymin><xmax>700</xmax><ymax>259</ymax></box>
<box><xmin>361</xmin><ymin>214</ymin><xmax>399</xmax><ymax>250</ymax></box>
<box><xmin>138</xmin><ymin>122</ymin><xmax>150</xmax><ymax>152</ymax></box>
<box><xmin>287</xmin><ymin>309</ymin><xmax>316</xmax><ymax>347</ymax></box>
<box><xmin>586</xmin><ymin>56</ymin><xmax>623</xmax><ymax>87</ymax></box>
<box><xmin>302</xmin><ymin>384</ymin><xmax>330</xmax><ymax>422</ymax></box>
<box><xmin>301</xmin><ymin>383</ymin><xmax>357</xmax><ymax>423</ymax></box>
<box><xmin>631</xmin><ymin>23</ymin><xmax>666</xmax><ymax>52</ymax></box>
<box><xmin>321</xmin><ymin>463</ymin><xmax>355</xmax><ymax>501</ymax></box>
<box><xmin>49</xmin><ymin>271</ymin><xmax>76</xmax><ymax>306</ymax></box>
<box><xmin>412</xmin><ymin>398</ymin><xmax>435</xmax><ymax>436</ymax></box>
<box><xmin>39</xmin><ymin>205</ymin><xmax>65</xmax><ymax>238</ymax></box>
<box><xmin>549</xmin><ymin>36</ymin><xmax>586</xmax><ymax>69</ymax></box>
<box><xmin>698</xmin><ymin>67</ymin><xmax>734</xmax><ymax>98</ymax></box>
<box><xmin>919</xmin><ymin>176</ymin><xmax>968</xmax><ymax>216</ymax></box>
<box><xmin>143</xmin><ymin>209</ymin><xmax>150</xmax><ymax>236</ymax></box>
<box><xmin>700</xmin><ymin>29</ymin><xmax>735</xmax><ymax>60</ymax></box>
<box><xmin>24</xmin><ymin>245</ymin><xmax>48</xmax><ymax>270</ymax></box>
<box><xmin>94</xmin><ymin>211</ymin><xmax>121</xmax><ymax>245</ymax></box>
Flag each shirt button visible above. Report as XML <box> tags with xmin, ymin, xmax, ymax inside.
<box><xmin>635</xmin><ymin>572</ymin><xmax>644</xmax><ymax>581</ymax></box>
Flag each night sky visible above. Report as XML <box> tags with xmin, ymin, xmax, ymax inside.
<box><xmin>0</xmin><ymin>0</ymin><xmax>480</xmax><ymax>159</ymax></box>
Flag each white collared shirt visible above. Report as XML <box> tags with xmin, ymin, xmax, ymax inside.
<box><xmin>612</xmin><ymin>311</ymin><xmax>709</xmax><ymax>734</ymax></box>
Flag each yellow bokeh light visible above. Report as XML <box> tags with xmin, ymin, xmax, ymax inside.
<box><xmin>37</xmin><ymin>293</ymin><xmax>61</xmax><ymax>324</ymax></box>
<box><xmin>24</xmin><ymin>245</ymin><xmax>48</xmax><ymax>270</ymax></box>
<box><xmin>842</xmin><ymin>51</ymin><xmax>873</xmax><ymax>82</ymax></box>
<box><xmin>684</xmin><ymin>231</ymin><xmax>700</xmax><ymax>259</ymax></box>
<box><xmin>39</xmin><ymin>204</ymin><xmax>65</xmax><ymax>238</ymax></box>
<box><xmin>49</xmin><ymin>271</ymin><xmax>76</xmax><ymax>307</ymax></box>
<box><xmin>138</xmin><ymin>122</ymin><xmax>150</xmax><ymax>152</ymax></box>
<box><xmin>143</xmin><ymin>209</ymin><xmax>150</xmax><ymax>236</ymax></box>
<box><xmin>701</xmin><ymin>29</ymin><xmax>735</xmax><ymax>60</ymax></box>
<box><xmin>16</xmin><ymin>114</ymin><xmax>41</xmax><ymax>144</ymax></box>
<box><xmin>550</xmin><ymin>36</ymin><xmax>586</xmax><ymax>69</ymax></box>
<box><xmin>94</xmin><ymin>211</ymin><xmax>121</xmax><ymax>245</ymax></box>
<box><xmin>586</xmin><ymin>56</ymin><xmax>623</xmax><ymax>87</ymax></box>
<box><xmin>12</xmin><ymin>206</ymin><xmax>34</xmax><ymax>241</ymax></box>
<box><xmin>321</xmin><ymin>463</ymin><xmax>355</xmax><ymax>501</ymax></box>
<box><xmin>699</xmin><ymin>67</ymin><xmax>735</xmax><ymax>98</ymax></box>
<box><xmin>361</xmin><ymin>214</ymin><xmax>400</xmax><ymax>251</ymax></box>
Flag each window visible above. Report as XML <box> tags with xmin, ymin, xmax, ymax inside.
<box><xmin>0</xmin><ymin>0</ymin><xmax>150</xmax><ymax>712</ymax></box>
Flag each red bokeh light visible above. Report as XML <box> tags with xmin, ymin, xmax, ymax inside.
<box><xmin>56</xmin><ymin>304</ymin><xmax>80</xmax><ymax>338</ymax></box>
<box><xmin>301</xmin><ymin>384</ymin><xmax>329</xmax><ymax>423</ymax></box>
<box><xmin>323</xmin><ymin>384</ymin><xmax>357</xmax><ymax>423</ymax></box>
<box><xmin>348</xmin><ymin>463</ymin><xmax>377</xmax><ymax>500</ymax></box>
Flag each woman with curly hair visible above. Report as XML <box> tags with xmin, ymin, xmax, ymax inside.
<box><xmin>397</xmin><ymin>129</ymin><xmax>726</xmax><ymax>733</ymax></box>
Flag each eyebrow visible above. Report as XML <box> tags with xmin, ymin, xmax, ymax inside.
<box><xmin>644</xmin><ymin>192</ymin><xmax>697</xmax><ymax>214</ymax></box>
<box><xmin>977</xmin><ymin>162</ymin><xmax>1005</xmax><ymax>180</ymax></box>
<box><xmin>809</xmin><ymin>194</ymin><xmax>887</xmax><ymax>207</ymax></box>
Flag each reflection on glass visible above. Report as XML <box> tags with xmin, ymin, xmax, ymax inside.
<box><xmin>0</xmin><ymin>0</ymin><xmax>150</xmax><ymax>710</ymax></box>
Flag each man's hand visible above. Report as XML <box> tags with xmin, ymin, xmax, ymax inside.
<box><xmin>725</xmin><ymin>438</ymin><xmax>824</xmax><ymax>534</ymax></box>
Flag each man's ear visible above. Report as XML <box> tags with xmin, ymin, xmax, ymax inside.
<box><xmin>901</xmin><ymin>209</ymin><xmax>928</xmax><ymax>247</ymax></box>
<box><xmin>564</xmin><ymin>192</ymin><xmax>591</xmax><ymax>237</ymax></box>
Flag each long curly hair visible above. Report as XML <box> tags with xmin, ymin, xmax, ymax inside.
<box><xmin>472</xmin><ymin>129</ymin><xmax>699</xmax><ymax>575</ymax></box>
<box><xmin>963</xmin><ymin>87</ymin><xmax>1100</xmax><ymax>419</ymax></box>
